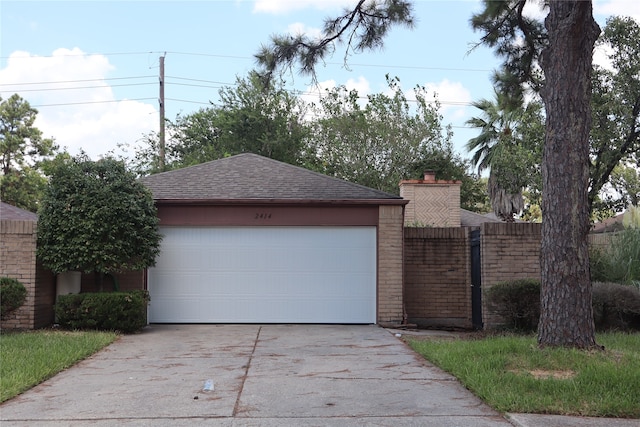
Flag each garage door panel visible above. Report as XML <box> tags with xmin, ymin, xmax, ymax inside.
<box><xmin>148</xmin><ymin>226</ymin><xmax>376</xmax><ymax>323</ymax></box>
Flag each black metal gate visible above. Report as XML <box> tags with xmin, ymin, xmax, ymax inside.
<box><xmin>470</xmin><ymin>229</ymin><xmax>483</xmax><ymax>329</ymax></box>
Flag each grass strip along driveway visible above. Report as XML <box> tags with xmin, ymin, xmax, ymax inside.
<box><xmin>0</xmin><ymin>330</ymin><xmax>118</xmax><ymax>403</ymax></box>
<box><xmin>409</xmin><ymin>332</ymin><xmax>640</xmax><ymax>418</ymax></box>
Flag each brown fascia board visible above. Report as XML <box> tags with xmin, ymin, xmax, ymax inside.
<box><xmin>154</xmin><ymin>198</ymin><xmax>409</xmax><ymax>206</ymax></box>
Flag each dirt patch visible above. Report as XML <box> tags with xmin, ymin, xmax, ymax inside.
<box><xmin>510</xmin><ymin>369</ymin><xmax>576</xmax><ymax>380</ymax></box>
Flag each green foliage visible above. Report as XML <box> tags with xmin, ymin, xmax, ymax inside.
<box><xmin>470</xmin><ymin>1</ymin><xmax>547</xmax><ymax>101</ymax></box>
<box><xmin>592</xmin><ymin>282</ymin><xmax>640</xmax><ymax>331</ymax></box>
<box><xmin>589</xmin><ymin>16</ymin><xmax>640</xmax><ymax>214</ymax></box>
<box><xmin>306</xmin><ymin>75</ymin><xmax>456</xmax><ymax>195</ymax></box>
<box><xmin>486</xmin><ymin>279</ymin><xmax>541</xmax><ymax>332</ymax></box>
<box><xmin>590</xmin><ymin>227</ymin><xmax>640</xmax><ymax>287</ymax></box>
<box><xmin>37</xmin><ymin>154</ymin><xmax>162</xmax><ymax>274</ymax></box>
<box><xmin>0</xmin><ymin>94</ymin><xmax>59</xmax><ymax>212</ymax></box>
<box><xmin>255</xmin><ymin>0</ymin><xmax>415</xmax><ymax>84</ymax></box>
<box><xmin>487</xmin><ymin>278</ymin><xmax>640</xmax><ymax>332</ymax></box>
<box><xmin>466</xmin><ymin>92</ymin><xmax>544</xmax><ymax>221</ymax></box>
<box><xmin>54</xmin><ymin>290</ymin><xmax>149</xmax><ymax>333</ymax></box>
<box><xmin>0</xmin><ymin>277</ymin><xmax>27</xmax><ymax>319</ymax></box>
<box><xmin>610</xmin><ymin>164</ymin><xmax>639</xmax><ymax>209</ymax></box>
<box><xmin>133</xmin><ymin>72</ymin><xmax>309</xmax><ymax>174</ymax></box>
<box><xmin>408</xmin><ymin>333</ymin><xmax>640</xmax><ymax>418</ymax></box>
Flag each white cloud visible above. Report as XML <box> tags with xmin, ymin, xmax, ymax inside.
<box><xmin>421</xmin><ymin>79</ymin><xmax>472</xmax><ymax>121</ymax></box>
<box><xmin>344</xmin><ymin>76</ymin><xmax>371</xmax><ymax>94</ymax></box>
<box><xmin>595</xmin><ymin>0</ymin><xmax>640</xmax><ymax>22</ymax></box>
<box><xmin>287</xmin><ymin>22</ymin><xmax>323</xmax><ymax>40</ymax></box>
<box><xmin>593</xmin><ymin>43</ymin><xmax>615</xmax><ymax>71</ymax></box>
<box><xmin>521</xmin><ymin>0</ymin><xmax>548</xmax><ymax>21</ymax></box>
<box><xmin>253</xmin><ymin>0</ymin><xmax>353</xmax><ymax>14</ymax></box>
<box><xmin>301</xmin><ymin>76</ymin><xmax>370</xmax><ymax>104</ymax></box>
<box><xmin>0</xmin><ymin>48</ymin><xmax>158</xmax><ymax>160</ymax></box>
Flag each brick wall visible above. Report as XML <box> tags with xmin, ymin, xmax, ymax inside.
<box><xmin>404</xmin><ymin>227</ymin><xmax>472</xmax><ymax>329</ymax></box>
<box><xmin>480</xmin><ymin>222</ymin><xmax>542</xmax><ymax>328</ymax></box>
<box><xmin>377</xmin><ymin>205</ymin><xmax>405</xmax><ymax>324</ymax></box>
<box><xmin>1</xmin><ymin>220</ymin><xmax>38</xmax><ymax>329</ymax></box>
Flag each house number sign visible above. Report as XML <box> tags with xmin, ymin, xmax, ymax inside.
<box><xmin>254</xmin><ymin>212</ymin><xmax>272</xmax><ymax>219</ymax></box>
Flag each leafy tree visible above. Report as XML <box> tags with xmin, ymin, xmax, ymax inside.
<box><xmin>610</xmin><ymin>163</ymin><xmax>639</xmax><ymax>209</ymax></box>
<box><xmin>306</xmin><ymin>75</ymin><xmax>455</xmax><ymax>194</ymax></box>
<box><xmin>255</xmin><ymin>0</ymin><xmax>415</xmax><ymax>86</ymax></box>
<box><xmin>37</xmin><ymin>155</ymin><xmax>162</xmax><ymax>281</ymax></box>
<box><xmin>589</xmin><ymin>16</ymin><xmax>640</xmax><ymax>213</ymax></box>
<box><xmin>0</xmin><ymin>94</ymin><xmax>58</xmax><ymax>211</ymax></box>
<box><xmin>134</xmin><ymin>72</ymin><xmax>310</xmax><ymax>174</ymax></box>
<box><xmin>465</xmin><ymin>92</ymin><xmax>543</xmax><ymax>221</ymax></box>
<box><xmin>256</xmin><ymin>0</ymin><xmax>602</xmax><ymax>348</ymax></box>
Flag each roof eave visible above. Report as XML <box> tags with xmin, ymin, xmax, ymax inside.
<box><xmin>153</xmin><ymin>198</ymin><xmax>408</xmax><ymax>206</ymax></box>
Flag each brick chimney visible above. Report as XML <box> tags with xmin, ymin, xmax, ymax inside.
<box><xmin>423</xmin><ymin>170</ymin><xmax>436</xmax><ymax>182</ymax></box>
<box><xmin>399</xmin><ymin>171</ymin><xmax>462</xmax><ymax>227</ymax></box>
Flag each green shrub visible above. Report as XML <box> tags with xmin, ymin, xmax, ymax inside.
<box><xmin>592</xmin><ymin>282</ymin><xmax>640</xmax><ymax>331</ymax></box>
<box><xmin>55</xmin><ymin>290</ymin><xmax>149</xmax><ymax>333</ymax></box>
<box><xmin>487</xmin><ymin>279</ymin><xmax>640</xmax><ymax>332</ymax></box>
<box><xmin>590</xmin><ymin>228</ymin><xmax>640</xmax><ymax>287</ymax></box>
<box><xmin>0</xmin><ymin>277</ymin><xmax>27</xmax><ymax>319</ymax></box>
<box><xmin>485</xmin><ymin>278</ymin><xmax>541</xmax><ymax>332</ymax></box>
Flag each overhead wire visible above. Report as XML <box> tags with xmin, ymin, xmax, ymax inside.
<box><xmin>2</xmin><ymin>50</ymin><xmax>483</xmax><ymax>109</ymax></box>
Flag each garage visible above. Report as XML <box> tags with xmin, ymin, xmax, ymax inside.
<box><xmin>140</xmin><ymin>153</ymin><xmax>406</xmax><ymax>325</ymax></box>
<box><xmin>148</xmin><ymin>226</ymin><xmax>376</xmax><ymax>323</ymax></box>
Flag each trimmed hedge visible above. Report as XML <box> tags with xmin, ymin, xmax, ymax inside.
<box><xmin>486</xmin><ymin>279</ymin><xmax>640</xmax><ymax>332</ymax></box>
<box><xmin>486</xmin><ymin>278</ymin><xmax>541</xmax><ymax>332</ymax></box>
<box><xmin>55</xmin><ymin>290</ymin><xmax>149</xmax><ymax>333</ymax></box>
<box><xmin>0</xmin><ymin>277</ymin><xmax>27</xmax><ymax>319</ymax></box>
<box><xmin>592</xmin><ymin>282</ymin><xmax>640</xmax><ymax>331</ymax></box>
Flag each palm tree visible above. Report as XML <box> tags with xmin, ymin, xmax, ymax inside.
<box><xmin>466</xmin><ymin>91</ymin><xmax>525</xmax><ymax>222</ymax></box>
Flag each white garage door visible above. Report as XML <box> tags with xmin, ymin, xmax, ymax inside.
<box><xmin>148</xmin><ymin>226</ymin><xmax>377</xmax><ymax>323</ymax></box>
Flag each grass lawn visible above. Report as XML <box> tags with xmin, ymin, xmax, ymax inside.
<box><xmin>0</xmin><ymin>329</ymin><xmax>119</xmax><ymax>403</ymax></box>
<box><xmin>408</xmin><ymin>332</ymin><xmax>640</xmax><ymax>418</ymax></box>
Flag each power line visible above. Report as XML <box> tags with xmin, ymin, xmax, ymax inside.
<box><xmin>166</xmin><ymin>98</ymin><xmax>213</xmax><ymax>106</ymax></box>
<box><xmin>0</xmin><ymin>76</ymin><xmax>155</xmax><ymax>87</ymax></box>
<box><xmin>31</xmin><ymin>98</ymin><xmax>156</xmax><ymax>108</ymax></box>
<box><xmin>0</xmin><ymin>51</ymin><xmax>164</xmax><ymax>60</ymax></box>
<box><xmin>166</xmin><ymin>76</ymin><xmax>236</xmax><ymax>85</ymax></box>
<box><xmin>1</xmin><ymin>50</ymin><xmax>492</xmax><ymax>73</ymax></box>
<box><xmin>7</xmin><ymin>82</ymin><xmax>156</xmax><ymax>93</ymax></box>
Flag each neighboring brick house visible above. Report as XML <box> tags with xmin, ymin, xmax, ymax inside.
<box><xmin>0</xmin><ymin>202</ymin><xmax>56</xmax><ymax>329</ymax></box>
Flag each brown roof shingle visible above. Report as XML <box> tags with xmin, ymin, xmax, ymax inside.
<box><xmin>140</xmin><ymin>153</ymin><xmax>403</xmax><ymax>202</ymax></box>
<box><xmin>0</xmin><ymin>202</ymin><xmax>38</xmax><ymax>221</ymax></box>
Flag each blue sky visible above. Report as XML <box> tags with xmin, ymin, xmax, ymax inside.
<box><xmin>1</xmin><ymin>0</ymin><xmax>638</xmax><ymax>162</ymax></box>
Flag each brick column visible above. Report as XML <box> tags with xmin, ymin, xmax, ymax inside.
<box><xmin>377</xmin><ymin>205</ymin><xmax>405</xmax><ymax>324</ymax></box>
<box><xmin>1</xmin><ymin>220</ymin><xmax>38</xmax><ymax>329</ymax></box>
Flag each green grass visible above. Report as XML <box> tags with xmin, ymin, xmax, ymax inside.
<box><xmin>0</xmin><ymin>329</ymin><xmax>118</xmax><ymax>402</ymax></box>
<box><xmin>408</xmin><ymin>332</ymin><xmax>640</xmax><ymax>418</ymax></box>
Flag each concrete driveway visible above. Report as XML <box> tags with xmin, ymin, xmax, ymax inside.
<box><xmin>0</xmin><ymin>324</ymin><xmax>512</xmax><ymax>426</ymax></box>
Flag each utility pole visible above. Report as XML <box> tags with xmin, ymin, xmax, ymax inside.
<box><xmin>158</xmin><ymin>55</ymin><xmax>166</xmax><ymax>171</ymax></box>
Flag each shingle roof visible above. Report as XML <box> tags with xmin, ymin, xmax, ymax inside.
<box><xmin>0</xmin><ymin>202</ymin><xmax>38</xmax><ymax>221</ymax></box>
<box><xmin>140</xmin><ymin>153</ymin><xmax>404</xmax><ymax>202</ymax></box>
<box><xmin>460</xmin><ymin>209</ymin><xmax>501</xmax><ymax>227</ymax></box>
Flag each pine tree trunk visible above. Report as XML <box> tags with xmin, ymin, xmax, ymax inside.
<box><xmin>538</xmin><ymin>1</ymin><xmax>601</xmax><ymax>348</ymax></box>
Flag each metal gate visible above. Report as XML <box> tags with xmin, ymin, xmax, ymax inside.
<box><xmin>470</xmin><ymin>229</ymin><xmax>483</xmax><ymax>329</ymax></box>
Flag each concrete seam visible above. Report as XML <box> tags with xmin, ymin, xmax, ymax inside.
<box><xmin>232</xmin><ymin>325</ymin><xmax>261</xmax><ymax>416</ymax></box>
